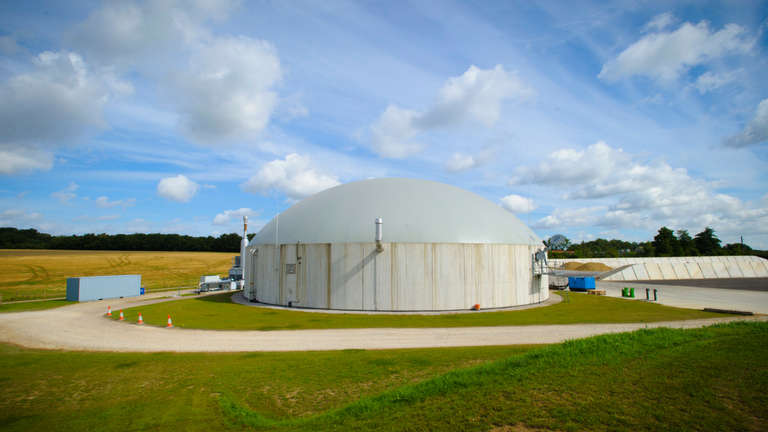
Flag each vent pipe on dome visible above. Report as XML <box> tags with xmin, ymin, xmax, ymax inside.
<box><xmin>375</xmin><ymin>218</ymin><xmax>384</xmax><ymax>252</ymax></box>
<box><xmin>240</xmin><ymin>216</ymin><xmax>248</xmax><ymax>271</ymax></box>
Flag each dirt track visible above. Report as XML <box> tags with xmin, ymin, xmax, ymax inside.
<box><xmin>0</xmin><ymin>292</ymin><xmax>762</xmax><ymax>352</ymax></box>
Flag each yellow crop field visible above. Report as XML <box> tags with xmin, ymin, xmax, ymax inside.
<box><xmin>0</xmin><ymin>250</ymin><xmax>236</xmax><ymax>301</ymax></box>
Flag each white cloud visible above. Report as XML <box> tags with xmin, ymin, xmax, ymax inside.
<box><xmin>500</xmin><ymin>194</ymin><xmax>538</xmax><ymax>214</ymax></box>
<box><xmin>0</xmin><ymin>50</ymin><xmax>115</xmax><ymax>175</ymax></box>
<box><xmin>71</xmin><ymin>0</ymin><xmax>240</xmax><ymax>69</ymax></box>
<box><xmin>156</xmin><ymin>175</ymin><xmax>200</xmax><ymax>203</ymax></box>
<box><xmin>73</xmin><ymin>214</ymin><xmax>120</xmax><ymax>222</ymax></box>
<box><xmin>723</xmin><ymin>99</ymin><xmax>768</xmax><ymax>148</ymax></box>
<box><xmin>693</xmin><ymin>70</ymin><xmax>738</xmax><ymax>94</ymax></box>
<box><xmin>0</xmin><ymin>209</ymin><xmax>44</xmax><ymax>221</ymax></box>
<box><xmin>95</xmin><ymin>196</ymin><xmax>137</xmax><ymax>210</ymax></box>
<box><xmin>369</xmin><ymin>65</ymin><xmax>534</xmax><ymax>159</ymax></box>
<box><xmin>445</xmin><ymin>147</ymin><xmax>494</xmax><ymax>173</ymax></box>
<box><xmin>599</xmin><ymin>18</ymin><xmax>754</xmax><ymax>82</ymax></box>
<box><xmin>125</xmin><ymin>218</ymin><xmax>155</xmax><ymax>233</ymax></box>
<box><xmin>643</xmin><ymin>12</ymin><xmax>676</xmax><ymax>33</ymax></box>
<box><xmin>51</xmin><ymin>182</ymin><xmax>79</xmax><ymax>205</ymax></box>
<box><xmin>533</xmin><ymin>206</ymin><xmax>606</xmax><ymax>230</ymax></box>
<box><xmin>513</xmin><ymin>141</ymin><xmax>710</xmax><ymax>204</ymax></box>
<box><xmin>161</xmin><ymin>218</ymin><xmax>195</xmax><ymax>234</ymax></box>
<box><xmin>241</xmin><ymin>153</ymin><xmax>341</xmax><ymax>200</ymax></box>
<box><xmin>510</xmin><ymin>141</ymin><xmax>625</xmax><ymax>190</ymax></box>
<box><xmin>169</xmin><ymin>35</ymin><xmax>283</xmax><ymax>145</ymax></box>
<box><xmin>212</xmin><ymin>208</ymin><xmax>263</xmax><ymax>226</ymax></box>
<box><xmin>0</xmin><ymin>35</ymin><xmax>19</xmax><ymax>54</ymax></box>
<box><xmin>520</xmin><ymin>142</ymin><xmax>768</xmax><ymax>240</ymax></box>
<box><xmin>0</xmin><ymin>146</ymin><xmax>54</xmax><ymax>175</ymax></box>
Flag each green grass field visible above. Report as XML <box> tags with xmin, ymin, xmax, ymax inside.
<box><xmin>0</xmin><ymin>249</ymin><xmax>234</xmax><ymax>300</ymax></box>
<box><xmin>111</xmin><ymin>291</ymin><xmax>732</xmax><ymax>330</ymax></box>
<box><xmin>0</xmin><ymin>299</ymin><xmax>68</xmax><ymax>314</ymax></box>
<box><xmin>1</xmin><ymin>320</ymin><xmax>765</xmax><ymax>431</ymax></box>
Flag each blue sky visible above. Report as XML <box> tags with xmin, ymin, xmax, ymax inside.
<box><xmin>1</xmin><ymin>0</ymin><xmax>767</xmax><ymax>247</ymax></box>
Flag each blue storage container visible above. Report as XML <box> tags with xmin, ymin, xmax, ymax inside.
<box><xmin>66</xmin><ymin>275</ymin><xmax>142</xmax><ymax>302</ymax></box>
<box><xmin>568</xmin><ymin>276</ymin><xmax>596</xmax><ymax>290</ymax></box>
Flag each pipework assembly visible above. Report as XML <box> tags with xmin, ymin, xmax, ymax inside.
<box><xmin>375</xmin><ymin>218</ymin><xmax>384</xmax><ymax>252</ymax></box>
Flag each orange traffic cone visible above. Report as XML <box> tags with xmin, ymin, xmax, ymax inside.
<box><xmin>118</xmin><ymin>309</ymin><xmax>125</xmax><ymax>320</ymax></box>
<box><xmin>137</xmin><ymin>312</ymin><xmax>144</xmax><ymax>325</ymax></box>
<box><xmin>107</xmin><ymin>306</ymin><xmax>112</xmax><ymax>316</ymax></box>
<box><xmin>165</xmin><ymin>314</ymin><xmax>173</xmax><ymax>328</ymax></box>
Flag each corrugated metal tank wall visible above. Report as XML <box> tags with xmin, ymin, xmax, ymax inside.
<box><xmin>245</xmin><ymin>243</ymin><xmax>547</xmax><ymax>311</ymax></box>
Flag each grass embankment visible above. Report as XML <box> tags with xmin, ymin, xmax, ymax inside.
<box><xmin>0</xmin><ymin>249</ymin><xmax>233</xmax><ymax>300</ymax></box>
<box><xmin>0</xmin><ymin>343</ymin><xmax>537</xmax><ymax>431</ymax></box>
<box><xmin>113</xmin><ymin>291</ymin><xmax>732</xmax><ymax>330</ymax></box>
<box><xmin>1</xmin><ymin>321</ymin><xmax>765</xmax><ymax>431</ymax></box>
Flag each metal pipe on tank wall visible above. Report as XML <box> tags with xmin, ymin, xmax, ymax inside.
<box><xmin>375</xmin><ymin>218</ymin><xmax>384</xmax><ymax>252</ymax></box>
<box><xmin>240</xmin><ymin>216</ymin><xmax>249</xmax><ymax>269</ymax></box>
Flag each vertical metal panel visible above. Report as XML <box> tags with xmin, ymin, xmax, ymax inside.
<box><xmin>433</xmin><ymin>243</ymin><xmax>461</xmax><ymax>309</ymax></box>
<box><xmin>67</xmin><ymin>275</ymin><xmax>141</xmax><ymax>302</ymax></box>
<box><xmin>256</xmin><ymin>245</ymin><xmax>280</xmax><ymax>305</ymax></box>
<box><xmin>301</xmin><ymin>244</ymin><xmax>329</xmax><ymax>309</ymax></box>
<box><xmin>282</xmin><ymin>244</ymin><xmax>298</xmax><ymax>305</ymax></box>
<box><xmin>421</xmin><ymin>243</ymin><xmax>434</xmax><ymax>310</ymax></box>
<box><xmin>66</xmin><ymin>278</ymin><xmax>80</xmax><ymax>302</ymax></box>
<box><xmin>375</xmin><ymin>243</ymin><xmax>392</xmax><ymax>310</ymax></box>
<box><xmin>329</xmin><ymin>243</ymin><xmax>346</xmax><ymax>309</ymax></box>
<box><xmin>491</xmin><ymin>244</ymin><xmax>513</xmax><ymax>307</ymax></box>
<box><xmin>361</xmin><ymin>243</ymin><xmax>377</xmax><ymax>310</ymax></box>
<box><xmin>475</xmin><ymin>244</ymin><xmax>494</xmax><ymax>308</ymax></box>
<box><xmin>345</xmin><ymin>243</ymin><xmax>364</xmax><ymax>310</ymax></box>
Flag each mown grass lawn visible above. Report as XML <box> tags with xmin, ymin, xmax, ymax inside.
<box><xmin>0</xmin><ymin>299</ymin><xmax>68</xmax><ymax>314</ymax></box>
<box><xmin>1</xmin><ymin>320</ymin><xmax>765</xmax><ymax>431</ymax></box>
<box><xmin>112</xmin><ymin>291</ymin><xmax>733</xmax><ymax>330</ymax></box>
<box><xmin>0</xmin><ymin>343</ymin><xmax>538</xmax><ymax>431</ymax></box>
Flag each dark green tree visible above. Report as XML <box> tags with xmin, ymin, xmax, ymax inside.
<box><xmin>676</xmin><ymin>229</ymin><xmax>698</xmax><ymax>256</ymax></box>
<box><xmin>653</xmin><ymin>227</ymin><xmax>678</xmax><ymax>257</ymax></box>
<box><xmin>694</xmin><ymin>227</ymin><xmax>721</xmax><ymax>256</ymax></box>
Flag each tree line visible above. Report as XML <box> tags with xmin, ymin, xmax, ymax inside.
<box><xmin>0</xmin><ymin>227</ymin><xmax>255</xmax><ymax>253</ymax></box>
<box><xmin>2</xmin><ymin>226</ymin><xmax>765</xmax><ymax>259</ymax></box>
<box><xmin>546</xmin><ymin>226</ymin><xmax>767</xmax><ymax>260</ymax></box>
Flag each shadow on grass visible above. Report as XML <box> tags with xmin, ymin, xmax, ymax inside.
<box><xmin>192</xmin><ymin>292</ymin><xmax>236</xmax><ymax>304</ymax></box>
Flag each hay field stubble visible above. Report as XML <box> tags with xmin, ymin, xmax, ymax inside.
<box><xmin>0</xmin><ymin>250</ymin><xmax>234</xmax><ymax>300</ymax></box>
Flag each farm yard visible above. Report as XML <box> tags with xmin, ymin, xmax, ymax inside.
<box><xmin>0</xmin><ymin>250</ymin><xmax>234</xmax><ymax>301</ymax></box>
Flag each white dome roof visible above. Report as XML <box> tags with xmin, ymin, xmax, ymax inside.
<box><xmin>250</xmin><ymin>178</ymin><xmax>541</xmax><ymax>246</ymax></box>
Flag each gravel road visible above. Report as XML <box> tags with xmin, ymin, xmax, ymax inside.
<box><xmin>0</xmin><ymin>292</ymin><xmax>762</xmax><ymax>353</ymax></box>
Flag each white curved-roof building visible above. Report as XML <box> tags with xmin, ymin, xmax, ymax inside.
<box><xmin>244</xmin><ymin>178</ymin><xmax>547</xmax><ymax>311</ymax></box>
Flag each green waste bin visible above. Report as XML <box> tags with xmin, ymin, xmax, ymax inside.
<box><xmin>630</xmin><ymin>287</ymin><xmax>635</xmax><ymax>298</ymax></box>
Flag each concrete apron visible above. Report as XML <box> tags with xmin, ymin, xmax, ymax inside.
<box><xmin>597</xmin><ymin>281</ymin><xmax>768</xmax><ymax>314</ymax></box>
